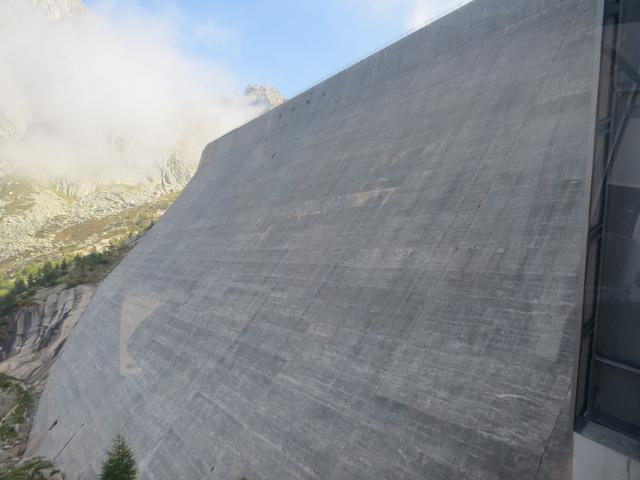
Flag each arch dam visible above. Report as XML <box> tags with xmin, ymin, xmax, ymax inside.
<box><xmin>27</xmin><ymin>0</ymin><xmax>601</xmax><ymax>478</ymax></box>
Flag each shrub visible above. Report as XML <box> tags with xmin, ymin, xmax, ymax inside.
<box><xmin>0</xmin><ymin>458</ymin><xmax>56</xmax><ymax>480</ymax></box>
<box><xmin>0</xmin><ymin>378</ymin><xmax>33</xmax><ymax>441</ymax></box>
<box><xmin>13</xmin><ymin>279</ymin><xmax>26</xmax><ymax>295</ymax></box>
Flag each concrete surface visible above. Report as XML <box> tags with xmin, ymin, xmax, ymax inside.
<box><xmin>27</xmin><ymin>0</ymin><xmax>599</xmax><ymax>478</ymax></box>
<box><xmin>574</xmin><ymin>431</ymin><xmax>640</xmax><ymax>480</ymax></box>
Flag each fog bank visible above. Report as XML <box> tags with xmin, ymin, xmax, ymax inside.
<box><xmin>0</xmin><ymin>0</ymin><xmax>260</xmax><ymax>185</ymax></box>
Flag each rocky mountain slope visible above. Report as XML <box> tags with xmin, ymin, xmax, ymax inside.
<box><xmin>0</xmin><ymin>284</ymin><xmax>93</xmax><ymax>465</ymax></box>
<box><xmin>0</xmin><ymin>83</ymin><xmax>283</xmax><ymax>277</ymax></box>
<box><xmin>0</xmin><ymin>172</ymin><xmax>175</xmax><ymax>277</ymax></box>
<box><xmin>0</xmin><ymin>224</ymin><xmax>144</xmax><ymax>473</ymax></box>
<box><xmin>0</xmin><ymin>0</ymin><xmax>285</xmax><ymax>278</ymax></box>
<box><xmin>0</xmin><ymin>284</ymin><xmax>94</xmax><ymax>381</ymax></box>
<box><xmin>245</xmin><ymin>84</ymin><xmax>287</xmax><ymax>110</ymax></box>
<box><xmin>0</xmin><ymin>282</ymin><xmax>92</xmax><ymax>478</ymax></box>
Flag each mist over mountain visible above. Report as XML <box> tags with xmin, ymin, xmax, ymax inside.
<box><xmin>0</xmin><ymin>0</ymin><xmax>281</xmax><ymax>189</ymax></box>
<box><xmin>0</xmin><ymin>0</ymin><xmax>285</xmax><ymax>275</ymax></box>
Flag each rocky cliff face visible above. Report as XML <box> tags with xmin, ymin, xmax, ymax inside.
<box><xmin>0</xmin><ymin>283</ymin><xmax>93</xmax><ymax>472</ymax></box>
<box><xmin>245</xmin><ymin>85</ymin><xmax>286</xmax><ymax>110</ymax></box>
<box><xmin>0</xmin><ymin>285</ymin><xmax>95</xmax><ymax>382</ymax></box>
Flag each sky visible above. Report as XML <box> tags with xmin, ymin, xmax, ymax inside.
<box><xmin>84</xmin><ymin>0</ymin><xmax>473</xmax><ymax>98</ymax></box>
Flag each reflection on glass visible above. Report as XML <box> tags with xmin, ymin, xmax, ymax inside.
<box><xmin>577</xmin><ymin>1</ymin><xmax>640</xmax><ymax>438</ymax></box>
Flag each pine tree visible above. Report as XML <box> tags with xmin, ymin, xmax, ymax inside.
<box><xmin>0</xmin><ymin>288</ymin><xmax>17</xmax><ymax>315</ymax></box>
<box><xmin>13</xmin><ymin>278</ymin><xmax>27</xmax><ymax>294</ymax></box>
<box><xmin>100</xmin><ymin>435</ymin><xmax>137</xmax><ymax>480</ymax></box>
<box><xmin>41</xmin><ymin>261</ymin><xmax>56</xmax><ymax>285</ymax></box>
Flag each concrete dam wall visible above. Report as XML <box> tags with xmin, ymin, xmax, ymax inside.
<box><xmin>29</xmin><ymin>0</ymin><xmax>599</xmax><ymax>478</ymax></box>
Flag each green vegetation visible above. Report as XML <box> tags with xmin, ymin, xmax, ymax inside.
<box><xmin>100</xmin><ymin>435</ymin><xmax>137</xmax><ymax>480</ymax></box>
<box><xmin>52</xmin><ymin>193</ymin><xmax>175</xmax><ymax>246</ymax></box>
<box><xmin>0</xmin><ymin>189</ymin><xmax>178</xmax><ymax>282</ymax></box>
<box><xmin>0</xmin><ymin>458</ymin><xmax>57</xmax><ymax>480</ymax></box>
<box><xmin>0</xmin><ymin>433</ymin><xmax>139</xmax><ymax>480</ymax></box>
<box><xmin>0</xmin><ymin>374</ymin><xmax>33</xmax><ymax>442</ymax></box>
<box><xmin>0</xmin><ymin>244</ymin><xmax>123</xmax><ymax>318</ymax></box>
<box><xmin>0</xmin><ymin>220</ymin><xmax>154</xmax><ymax>325</ymax></box>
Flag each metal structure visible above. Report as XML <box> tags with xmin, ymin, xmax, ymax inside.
<box><xmin>576</xmin><ymin>0</ymin><xmax>640</xmax><ymax>440</ymax></box>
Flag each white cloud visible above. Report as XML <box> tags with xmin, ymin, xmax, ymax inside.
<box><xmin>351</xmin><ymin>0</ymin><xmax>473</xmax><ymax>30</ymax></box>
<box><xmin>408</xmin><ymin>0</ymin><xmax>474</xmax><ymax>30</ymax></box>
<box><xmin>407</xmin><ymin>0</ymin><xmax>435</xmax><ymax>30</ymax></box>
<box><xmin>0</xmin><ymin>0</ymin><xmax>258</xmax><ymax>184</ymax></box>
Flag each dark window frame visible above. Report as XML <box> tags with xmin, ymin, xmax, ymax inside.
<box><xmin>575</xmin><ymin>0</ymin><xmax>640</xmax><ymax>439</ymax></box>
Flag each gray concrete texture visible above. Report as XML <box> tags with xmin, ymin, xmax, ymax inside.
<box><xmin>28</xmin><ymin>0</ymin><xmax>599</xmax><ymax>478</ymax></box>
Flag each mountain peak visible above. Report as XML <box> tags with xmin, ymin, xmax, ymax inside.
<box><xmin>244</xmin><ymin>85</ymin><xmax>286</xmax><ymax>110</ymax></box>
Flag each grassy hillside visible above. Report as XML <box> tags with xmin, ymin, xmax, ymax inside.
<box><xmin>0</xmin><ymin>222</ymin><xmax>153</xmax><ymax>339</ymax></box>
<box><xmin>0</xmin><ymin>174</ymin><xmax>179</xmax><ymax>280</ymax></box>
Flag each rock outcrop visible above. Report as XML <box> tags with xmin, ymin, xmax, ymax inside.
<box><xmin>0</xmin><ymin>456</ymin><xmax>65</xmax><ymax>479</ymax></box>
<box><xmin>245</xmin><ymin>85</ymin><xmax>286</xmax><ymax>110</ymax></box>
<box><xmin>0</xmin><ymin>285</ymin><xmax>95</xmax><ymax>382</ymax></box>
<box><xmin>0</xmin><ymin>284</ymin><xmax>92</xmax><ymax>471</ymax></box>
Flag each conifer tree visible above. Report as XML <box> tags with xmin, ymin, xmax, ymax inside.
<box><xmin>100</xmin><ymin>435</ymin><xmax>137</xmax><ymax>480</ymax></box>
<box><xmin>13</xmin><ymin>278</ymin><xmax>26</xmax><ymax>294</ymax></box>
<box><xmin>41</xmin><ymin>261</ymin><xmax>56</xmax><ymax>285</ymax></box>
